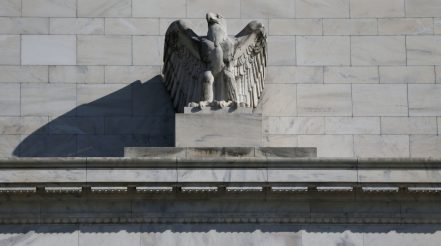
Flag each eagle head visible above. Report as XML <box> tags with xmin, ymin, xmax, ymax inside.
<box><xmin>206</xmin><ymin>12</ymin><xmax>225</xmax><ymax>27</ymax></box>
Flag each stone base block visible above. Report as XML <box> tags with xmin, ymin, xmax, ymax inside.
<box><xmin>175</xmin><ymin>111</ymin><xmax>262</xmax><ymax>147</ymax></box>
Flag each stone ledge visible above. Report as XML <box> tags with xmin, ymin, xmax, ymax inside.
<box><xmin>124</xmin><ymin>147</ymin><xmax>317</xmax><ymax>158</ymax></box>
<box><xmin>0</xmin><ymin>157</ymin><xmax>440</xmax><ymax>186</ymax></box>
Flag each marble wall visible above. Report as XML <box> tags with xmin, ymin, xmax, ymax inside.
<box><xmin>0</xmin><ymin>0</ymin><xmax>441</xmax><ymax>157</ymax></box>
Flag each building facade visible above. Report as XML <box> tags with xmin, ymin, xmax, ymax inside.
<box><xmin>0</xmin><ymin>0</ymin><xmax>441</xmax><ymax>245</ymax></box>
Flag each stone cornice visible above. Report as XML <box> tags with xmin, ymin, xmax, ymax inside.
<box><xmin>0</xmin><ymin>157</ymin><xmax>440</xmax><ymax>191</ymax></box>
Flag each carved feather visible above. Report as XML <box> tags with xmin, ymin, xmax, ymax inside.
<box><xmin>232</xmin><ymin>21</ymin><xmax>267</xmax><ymax>108</ymax></box>
<box><xmin>163</xmin><ymin>20</ymin><xmax>206</xmax><ymax>112</ymax></box>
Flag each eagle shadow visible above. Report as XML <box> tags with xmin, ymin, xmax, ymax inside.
<box><xmin>13</xmin><ymin>75</ymin><xmax>175</xmax><ymax>157</ymax></box>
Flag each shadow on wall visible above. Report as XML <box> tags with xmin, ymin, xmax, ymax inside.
<box><xmin>13</xmin><ymin>75</ymin><xmax>175</xmax><ymax>157</ymax></box>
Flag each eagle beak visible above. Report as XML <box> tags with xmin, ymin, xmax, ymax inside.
<box><xmin>206</xmin><ymin>13</ymin><xmax>218</xmax><ymax>25</ymax></box>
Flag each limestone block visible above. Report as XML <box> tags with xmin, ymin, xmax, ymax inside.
<box><xmin>269</xmin><ymin>168</ymin><xmax>356</xmax><ymax>182</ymax></box>
<box><xmin>0</xmin><ymin>35</ymin><xmax>19</xmax><ymax>65</ymax></box>
<box><xmin>406</xmin><ymin>0</ymin><xmax>441</xmax><ymax>17</ymax></box>
<box><xmin>133</xmin><ymin>36</ymin><xmax>163</xmax><ymax>65</ymax></box>
<box><xmin>47</xmin><ymin>116</ymin><xmax>105</xmax><ymax>134</ymax></box>
<box><xmin>105</xmin><ymin>66</ymin><xmax>160</xmax><ymax>83</ymax></box>
<box><xmin>0</xmin><ymin>17</ymin><xmax>48</xmax><ymax>34</ymax></box>
<box><xmin>0</xmin><ymin>84</ymin><xmax>19</xmax><ymax>116</ymax></box>
<box><xmin>407</xmin><ymin>36</ymin><xmax>441</xmax><ymax>65</ymax></box>
<box><xmin>105</xmin><ymin>18</ymin><xmax>159</xmax><ymax>35</ymax></box>
<box><xmin>19</xmin><ymin>134</ymin><xmax>78</xmax><ymax>157</ymax></box>
<box><xmin>0</xmin><ymin>116</ymin><xmax>48</xmax><ymax>134</ymax></box>
<box><xmin>264</xmin><ymin>116</ymin><xmax>325</xmax><ymax>134</ymax></box>
<box><xmin>76</xmin><ymin>84</ymin><xmax>130</xmax><ymax>116</ymax></box>
<box><xmin>352</xmin><ymin>84</ymin><xmax>408</xmax><ymax>116</ymax></box>
<box><xmin>261</xmin><ymin>84</ymin><xmax>297</xmax><ymax>116</ymax></box>
<box><xmin>50</xmin><ymin>18</ymin><xmax>104</xmax><ymax>35</ymax></box>
<box><xmin>131</xmin><ymin>80</ymin><xmax>175</xmax><ymax>117</ymax></box>
<box><xmin>381</xmin><ymin>117</ymin><xmax>437</xmax><ymax>134</ymax></box>
<box><xmin>141</xmin><ymin>226</ymin><xmax>302</xmax><ymax>246</ymax></box>
<box><xmin>133</xmin><ymin>0</ymin><xmax>186</xmax><ymax>18</ymax></box>
<box><xmin>0</xmin><ymin>169</ymin><xmax>86</xmax><ymax>183</ymax></box>
<box><xmin>160</xmin><ymin>18</ymin><xmax>207</xmax><ymax>35</ymax></box>
<box><xmin>175</xmin><ymin>113</ymin><xmax>262</xmax><ymax>147</ymax></box>
<box><xmin>297</xmin><ymin>84</ymin><xmax>352</xmax><ymax>116</ymax></box>
<box><xmin>78</xmin><ymin>0</ymin><xmax>131</xmax><ymax>17</ymax></box>
<box><xmin>354</xmin><ymin>135</ymin><xmax>409</xmax><ymax>158</ymax></box>
<box><xmin>323</xmin><ymin>18</ymin><xmax>377</xmax><ymax>35</ymax></box>
<box><xmin>267</xmin><ymin>66</ymin><xmax>323</xmax><ymax>84</ymax></box>
<box><xmin>79</xmin><ymin>225</ymin><xmax>140</xmax><ymax>246</ymax></box>
<box><xmin>437</xmin><ymin>66</ymin><xmax>441</xmax><ymax>83</ymax></box>
<box><xmin>22</xmin><ymin>0</ymin><xmax>76</xmax><ymax>17</ymax></box>
<box><xmin>359</xmin><ymin>169</ymin><xmax>441</xmax><ymax>183</ymax></box>
<box><xmin>0</xmin><ymin>225</ymin><xmax>78</xmax><ymax>246</ymax></box>
<box><xmin>435</xmin><ymin>19</ymin><xmax>441</xmax><ymax>34</ymax></box>
<box><xmin>296</xmin><ymin>0</ymin><xmax>349</xmax><ymax>18</ymax></box>
<box><xmin>256</xmin><ymin>147</ymin><xmax>316</xmax><ymax>157</ymax></box>
<box><xmin>351</xmin><ymin>0</ymin><xmax>404</xmax><ymax>17</ymax></box>
<box><xmin>0</xmin><ymin>65</ymin><xmax>48</xmax><ymax>83</ymax></box>
<box><xmin>298</xmin><ymin>135</ymin><xmax>354</xmax><ymax>157</ymax></box>
<box><xmin>379</xmin><ymin>66</ymin><xmax>435</xmax><ymax>83</ymax></box>
<box><xmin>325</xmin><ymin>117</ymin><xmax>380</xmax><ymax>134</ymax></box>
<box><xmin>187</xmin><ymin>0</ymin><xmax>239</xmax><ymax>18</ymax></box>
<box><xmin>104</xmin><ymin>116</ymin><xmax>173</xmax><ymax>135</ymax></box>
<box><xmin>379</xmin><ymin>18</ymin><xmax>433</xmax><ymax>35</ymax></box>
<box><xmin>267</xmin><ymin>36</ymin><xmax>296</xmax><ymax>65</ymax></box>
<box><xmin>409</xmin><ymin>84</ymin><xmax>441</xmax><ymax>116</ymax></box>
<box><xmin>364</xmin><ymin>227</ymin><xmax>441</xmax><ymax>246</ymax></box>
<box><xmin>0</xmin><ymin>0</ymin><xmax>21</xmax><ymax>16</ymax></box>
<box><xmin>263</xmin><ymin>135</ymin><xmax>298</xmax><ymax>147</ymax></box>
<box><xmin>297</xmin><ymin>36</ymin><xmax>350</xmax><ymax>66</ymax></box>
<box><xmin>324</xmin><ymin>66</ymin><xmax>379</xmax><ymax>83</ymax></box>
<box><xmin>77</xmin><ymin>36</ymin><xmax>131</xmax><ymax>65</ymax></box>
<box><xmin>49</xmin><ymin>65</ymin><xmax>104</xmax><ymax>83</ymax></box>
<box><xmin>77</xmin><ymin>134</ymin><xmax>173</xmax><ymax>157</ymax></box>
<box><xmin>125</xmin><ymin>147</ymin><xmax>186</xmax><ymax>158</ymax></box>
<box><xmin>351</xmin><ymin>36</ymin><xmax>406</xmax><ymax>65</ymax></box>
<box><xmin>87</xmin><ymin>169</ymin><xmax>177</xmax><ymax>182</ymax></box>
<box><xmin>269</xmin><ymin>19</ymin><xmax>322</xmax><ymax>35</ymax></box>
<box><xmin>22</xmin><ymin>35</ymin><xmax>76</xmax><ymax>65</ymax></box>
<box><xmin>21</xmin><ymin>84</ymin><xmax>76</xmax><ymax>116</ymax></box>
<box><xmin>302</xmin><ymin>229</ymin><xmax>363</xmax><ymax>246</ymax></box>
<box><xmin>241</xmin><ymin>0</ymin><xmax>295</xmax><ymax>18</ymax></box>
<box><xmin>0</xmin><ymin>135</ymin><xmax>20</xmax><ymax>157</ymax></box>
<box><xmin>178</xmin><ymin>168</ymin><xmax>266</xmax><ymax>182</ymax></box>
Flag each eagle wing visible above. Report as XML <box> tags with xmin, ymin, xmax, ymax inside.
<box><xmin>232</xmin><ymin>21</ymin><xmax>267</xmax><ymax>108</ymax></box>
<box><xmin>163</xmin><ymin>20</ymin><xmax>206</xmax><ymax>112</ymax></box>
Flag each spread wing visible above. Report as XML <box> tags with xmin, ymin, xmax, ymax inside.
<box><xmin>163</xmin><ymin>20</ymin><xmax>206</xmax><ymax>112</ymax></box>
<box><xmin>232</xmin><ymin>21</ymin><xmax>267</xmax><ymax>108</ymax></box>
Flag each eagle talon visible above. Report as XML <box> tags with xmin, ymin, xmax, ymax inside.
<box><xmin>219</xmin><ymin>100</ymin><xmax>234</xmax><ymax>108</ymax></box>
<box><xmin>199</xmin><ymin>101</ymin><xmax>210</xmax><ymax>108</ymax></box>
<box><xmin>188</xmin><ymin>102</ymin><xmax>199</xmax><ymax>107</ymax></box>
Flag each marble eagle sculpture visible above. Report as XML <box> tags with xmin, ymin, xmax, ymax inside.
<box><xmin>162</xmin><ymin>12</ymin><xmax>267</xmax><ymax>112</ymax></box>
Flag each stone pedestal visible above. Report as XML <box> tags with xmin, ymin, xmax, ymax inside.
<box><xmin>175</xmin><ymin>107</ymin><xmax>262</xmax><ymax>147</ymax></box>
